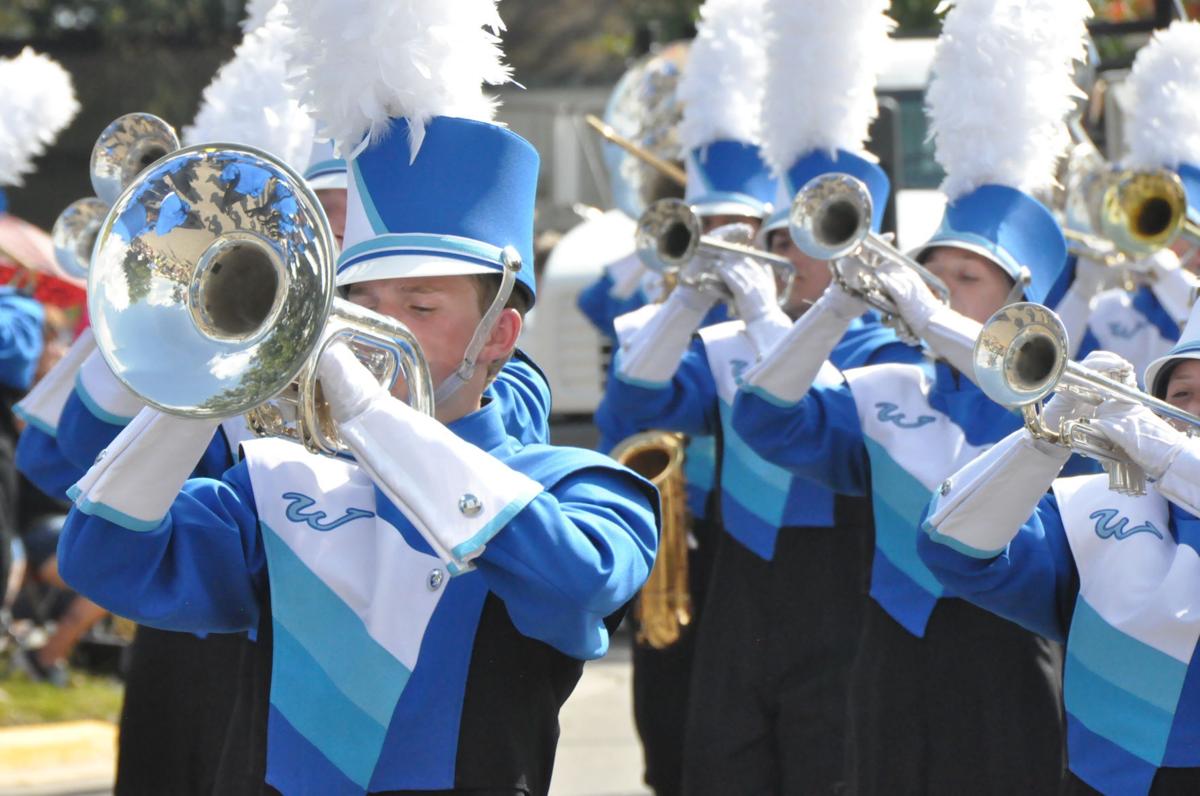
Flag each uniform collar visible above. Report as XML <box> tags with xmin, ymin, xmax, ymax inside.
<box><xmin>929</xmin><ymin>359</ymin><xmax>1022</xmax><ymax>446</ymax></box>
<box><xmin>445</xmin><ymin>398</ymin><xmax>511</xmax><ymax>454</ymax></box>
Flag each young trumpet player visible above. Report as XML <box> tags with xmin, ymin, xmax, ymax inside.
<box><xmin>602</xmin><ymin>2</ymin><xmax>923</xmax><ymax>792</ymax></box>
<box><xmin>919</xmin><ymin>310</ymin><xmax>1200</xmax><ymax>795</ymax></box>
<box><xmin>53</xmin><ymin>4</ymin><xmax>657</xmax><ymax>794</ymax></box>
<box><xmin>1056</xmin><ymin>22</ymin><xmax>1200</xmax><ymax>385</ymax></box>
<box><xmin>728</xmin><ymin>0</ymin><xmax>1095</xmax><ymax>791</ymax></box>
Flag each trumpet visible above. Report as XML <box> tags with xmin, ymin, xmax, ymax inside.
<box><xmin>789</xmin><ymin>173</ymin><xmax>951</xmax><ymax>344</ymax></box>
<box><xmin>52</xmin><ymin>113</ymin><xmax>182</xmax><ymax>279</ymax></box>
<box><xmin>1063</xmin><ymin>167</ymin><xmax>1196</xmax><ymax>290</ymax></box>
<box><xmin>635</xmin><ymin>198</ymin><xmax>795</xmax><ymax>304</ymax></box>
<box><xmin>88</xmin><ymin>143</ymin><xmax>435</xmax><ymax>457</ymax></box>
<box><xmin>974</xmin><ymin>302</ymin><xmax>1200</xmax><ymax>495</ymax></box>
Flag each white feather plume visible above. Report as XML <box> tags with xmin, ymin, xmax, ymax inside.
<box><xmin>0</xmin><ymin>48</ymin><xmax>80</xmax><ymax>188</ymax></box>
<box><xmin>285</xmin><ymin>0</ymin><xmax>512</xmax><ymax>160</ymax></box>
<box><xmin>760</xmin><ymin>0</ymin><xmax>895</xmax><ymax>173</ymax></box>
<box><xmin>677</xmin><ymin>0</ymin><xmax>768</xmax><ymax>151</ymax></box>
<box><xmin>242</xmin><ymin>0</ymin><xmax>281</xmax><ymax>32</ymax></box>
<box><xmin>1125</xmin><ymin>21</ymin><xmax>1200</xmax><ymax>171</ymax></box>
<box><xmin>183</xmin><ymin>3</ymin><xmax>315</xmax><ymax>170</ymax></box>
<box><xmin>926</xmin><ymin>0</ymin><xmax>1092</xmax><ymax>200</ymax></box>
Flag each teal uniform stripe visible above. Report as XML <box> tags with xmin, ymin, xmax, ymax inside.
<box><xmin>450</xmin><ymin>493</ymin><xmax>540</xmax><ymax>561</ymax></box>
<box><xmin>864</xmin><ymin>437</ymin><xmax>943</xmax><ymax>598</ymax></box>
<box><xmin>261</xmin><ymin>523</ymin><xmax>411</xmax><ymax>728</ymax></box>
<box><xmin>12</xmin><ymin>405</ymin><xmax>56</xmax><ymax>436</ymax></box>
<box><xmin>683</xmin><ymin>436</ymin><xmax>716</xmax><ymax>492</ymax></box>
<box><xmin>74</xmin><ymin>371</ymin><xmax>136</xmax><ymax>426</ymax></box>
<box><xmin>351</xmin><ymin>160</ymin><xmax>388</xmax><ymax>236</ymax></box>
<box><xmin>339</xmin><ymin>232</ymin><xmax>504</xmax><ymax>269</ymax></box>
<box><xmin>73</xmin><ymin>495</ymin><xmax>164</xmax><ymax>533</ymax></box>
<box><xmin>1068</xmin><ymin>599</ymin><xmax>1189</xmax><ymax>715</ymax></box>
<box><xmin>271</xmin><ymin>620</ymin><xmax>388</xmax><ymax>789</ymax></box>
<box><xmin>718</xmin><ymin>402</ymin><xmax>789</xmax><ymax>526</ymax></box>
<box><xmin>1065</xmin><ymin>649</ymin><xmax>1175</xmax><ymax>766</ymax></box>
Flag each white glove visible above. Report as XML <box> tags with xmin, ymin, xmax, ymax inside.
<box><xmin>317</xmin><ymin>343</ymin><xmax>544</xmax><ymax>572</ymax></box>
<box><xmin>607</xmin><ymin>253</ymin><xmax>648</xmax><ymax>301</ymax></box>
<box><xmin>925</xmin><ymin>428</ymin><xmax>1069</xmax><ymax>558</ymax></box>
<box><xmin>1155</xmin><ymin>436</ymin><xmax>1200</xmax><ymax>517</ymax></box>
<box><xmin>1072</xmin><ymin>255</ymin><xmax>1115</xmax><ymax>301</ymax></box>
<box><xmin>680</xmin><ymin>221</ymin><xmax>755</xmax><ymax>304</ymax></box>
<box><xmin>714</xmin><ymin>254</ymin><xmax>777</xmax><ymax>324</ymax></box>
<box><xmin>1090</xmin><ymin>398</ymin><xmax>1184</xmax><ymax>481</ymax></box>
<box><xmin>740</xmin><ymin>282</ymin><xmax>865</xmax><ymax>405</ymax></box>
<box><xmin>1146</xmin><ymin>248</ymin><xmax>1199</xmax><ymax>325</ymax></box>
<box><xmin>872</xmin><ymin>259</ymin><xmax>943</xmax><ymax>333</ymax></box>
<box><xmin>1042</xmin><ymin>350</ymin><xmax>1135</xmax><ymax>433</ymax></box>
<box><xmin>70</xmin><ymin>408</ymin><xmax>221</xmax><ymax>530</ymax></box>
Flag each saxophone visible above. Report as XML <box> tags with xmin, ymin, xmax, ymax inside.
<box><xmin>613</xmin><ymin>430</ymin><xmax>691</xmax><ymax>649</ymax></box>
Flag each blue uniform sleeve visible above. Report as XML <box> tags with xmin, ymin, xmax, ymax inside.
<box><xmin>474</xmin><ymin>464</ymin><xmax>657</xmax><ymax>660</ymax></box>
<box><xmin>0</xmin><ymin>289</ymin><xmax>44</xmax><ymax>391</ymax></box>
<box><xmin>918</xmin><ymin>492</ymin><xmax>1076</xmax><ymax>643</ymax></box>
<box><xmin>15</xmin><ymin>426</ymin><xmax>84</xmax><ymax>500</ymax></box>
<box><xmin>487</xmin><ymin>351</ymin><xmax>551</xmax><ymax>445</ymax></box>
<box><xmin>601</xmin><ymin>337</ymin><xmax>720</xmax><ymax>438</ymax></box>
<box><xmin>57</xmin><ymin>461</ymin><xmax>265</xmax><ymax>634</ymax></box>
<box><xmin>57</xmin><ymin>390</ymin><xmax>233</xmax><ymax>479</ymax></box>
<box><xmin>731</xmin><ymin>379</ymin><xmax>871</xmax><ymax>496</ymax></box>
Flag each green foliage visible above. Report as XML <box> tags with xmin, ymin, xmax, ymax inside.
<box><xmin>0</xmin><ymin>0</ymin><xmax>240</xmax><ymax>46</ymax></box>
<box><xmin>0</xmin><ymin>672</ymin><xmax>123</xmax><ymax>726</ymax></box>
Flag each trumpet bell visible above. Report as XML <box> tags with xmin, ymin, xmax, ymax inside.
<box><xmin>1097</xmin><ymin>169</ymin><xmax>1188</xmax><ymax>259</ymax></box>
<box><xmin>90</xmin><ymin>113</ymin><xmax>180</xmax><ymax>206</ymax></box>
<box><xmin>788</xmin><ymin>173</ymin><xmax>872</xmax><ymax>261</ymax></box>
<box><xmin>973</xmin><ymin>302</ymin><xmax>1069</xmax><ymax>408</ymax></box>
<box><xmin>51</xmin><ymin>197</ymin><xmax>109</xmax><ymax>279</ymax></box>
<box><xmin>635</xmin><ymin>198</ymin><xmax>701</xmax><ymax>273</ymax></box>
<box><xmin>89</xmin><ymin>144</ymin><xmax>333</xmax><ymax>418</ymax></box>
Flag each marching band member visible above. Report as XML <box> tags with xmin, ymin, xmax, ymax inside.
<box><xmin>1061</xmin><ymin>22</ymin><xmax>1200</xmax><ymax>384</ymax></box>
<box><xmin>603</xmin><ymin>1</ymin><xmax>922</xmax><ymax>791</ymax></box>
<box><xmin>55</xmin><ymin>3</ymin><xmax>658</xmax><ymax>794</ymax></box>
<box><xmin>0</xmin><ymin>46</ymin><xmax>79</xmax><ymax>682</ymax></box>
<box><xmin>919</xmin><ymin>306</ymin><xmax>1200</xmax><ymax>795</ymax></box>
<box><xmin>730</xmin><ymin>0</ymin><xmax>1093</xmax><ymax>791</ymax></box>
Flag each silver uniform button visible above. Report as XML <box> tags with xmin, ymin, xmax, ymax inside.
<box><xmin>939</xmin><ymin>479</ymin><xmax>951</xmax><ymax>496</ymax></box>
<box><xmin>95</xmin><ymin>449</ymin><xmax>108</xmax><ymax>464</ymax></box>
<box><xmin>458</xmin><ymin>494</ymin><xmax>483</xmax><ymax>517</ymax></box>
<box><xmin>427</xmin><ymin>569</ymin><xmax>444</xmax><ymax>591</ymax></box>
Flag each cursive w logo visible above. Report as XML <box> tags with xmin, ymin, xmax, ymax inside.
<box><xmin>1107</xmin><ymin>320</ymin><xmax>1149</xmax><ymax>340</ymax></box>
<box><xmin>875</xmin><ymin>402</ymin><xmax>936</xmax><ymax>430</ymax></box>
<box><xmin>1089</xmin><ymin>509</ymin><xmax>1164</xmax><ymax>541</ymax></box>
<box><xmin>283</xmin><ymin>492</ymin><xmax>375</xmax><ymax>532</ymax></box>
<box><xmin>730</xmin><ymin>358</ymin><xmax>750</xmax><ymax>387</ymax></box>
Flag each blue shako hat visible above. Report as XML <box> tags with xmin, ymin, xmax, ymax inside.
<box><xmin>763</xmin><ymin>149</ymin><xmax>890</xmax><ymax>236</ymax></box>
<box><xmin>1179</xmin><ymin>162</ymin><xmax>1200</xmax><ymax>226</ymax></box>
<box><xmin>303</xmin><ymin>138</ymin><xmax>347</xmax><ymax>192</ymax></box>
<box><xmin>913</xmin><ymin>185</ymin><xmax>1067</xmax><ymax>306</ymax></box>
<box><xmin>1145</xmin><ymin>297</ymin><xmax>1200</xmax><ymax>398</ymax></box>
<box><xmin>337</xmin><ymin>116</ymin><xmax>540</xmax><ymax>304</ymax></box>
<box><xmin>684</xmin><ymin>140</ymin><xmax>777</xmax><ymax>219</ymax></box>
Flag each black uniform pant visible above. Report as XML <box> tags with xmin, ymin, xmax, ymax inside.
<box><xmin>1063</xmin><ymin>769</ymin><xmax>1200</xmax><ymax>795</ymax></box>
<box><xmin>632</xmin><ymin>512</ymin><xmax>719</xmax><ymax>796</ymax></box>
<box><xmin>681</xmin><ymin>522</ymin><xmax>870</xmax><ymax>796</ymax></box>
<box><xmin>848</xmin><ymin>597</ymin><xmax>1065</xmax><ymax>796</ymax></box>
<box><xmin>115</xmin><ymin>626</ymin><xmax>248</xmax><ymax>796</ymax></box>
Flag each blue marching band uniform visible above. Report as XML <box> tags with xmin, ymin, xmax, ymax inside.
<box><xmin>8</xmin><ymin>2</ymin><xmax>1200</xmax><ymax>795</ymax></box>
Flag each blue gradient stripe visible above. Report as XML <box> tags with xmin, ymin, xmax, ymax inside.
<box><xmin>338</xmin><ymin>233</ymin><xmax>505</xmax><ymax>275</ymax></box>
<box><xmin>261</xmin><ymin>523</ymin><xmax>412</xmax><ymax>787</ymax></box>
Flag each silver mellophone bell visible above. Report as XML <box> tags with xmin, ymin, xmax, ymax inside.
<box><xmin>974</xmin><ymin>302</ymin><xmax>1200</xmax><ymax>496</ymax></box>
<box><xmin>61</xmin><ymin>115</ymin><xmax>435</xmax><ymax>458</ymax></box>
